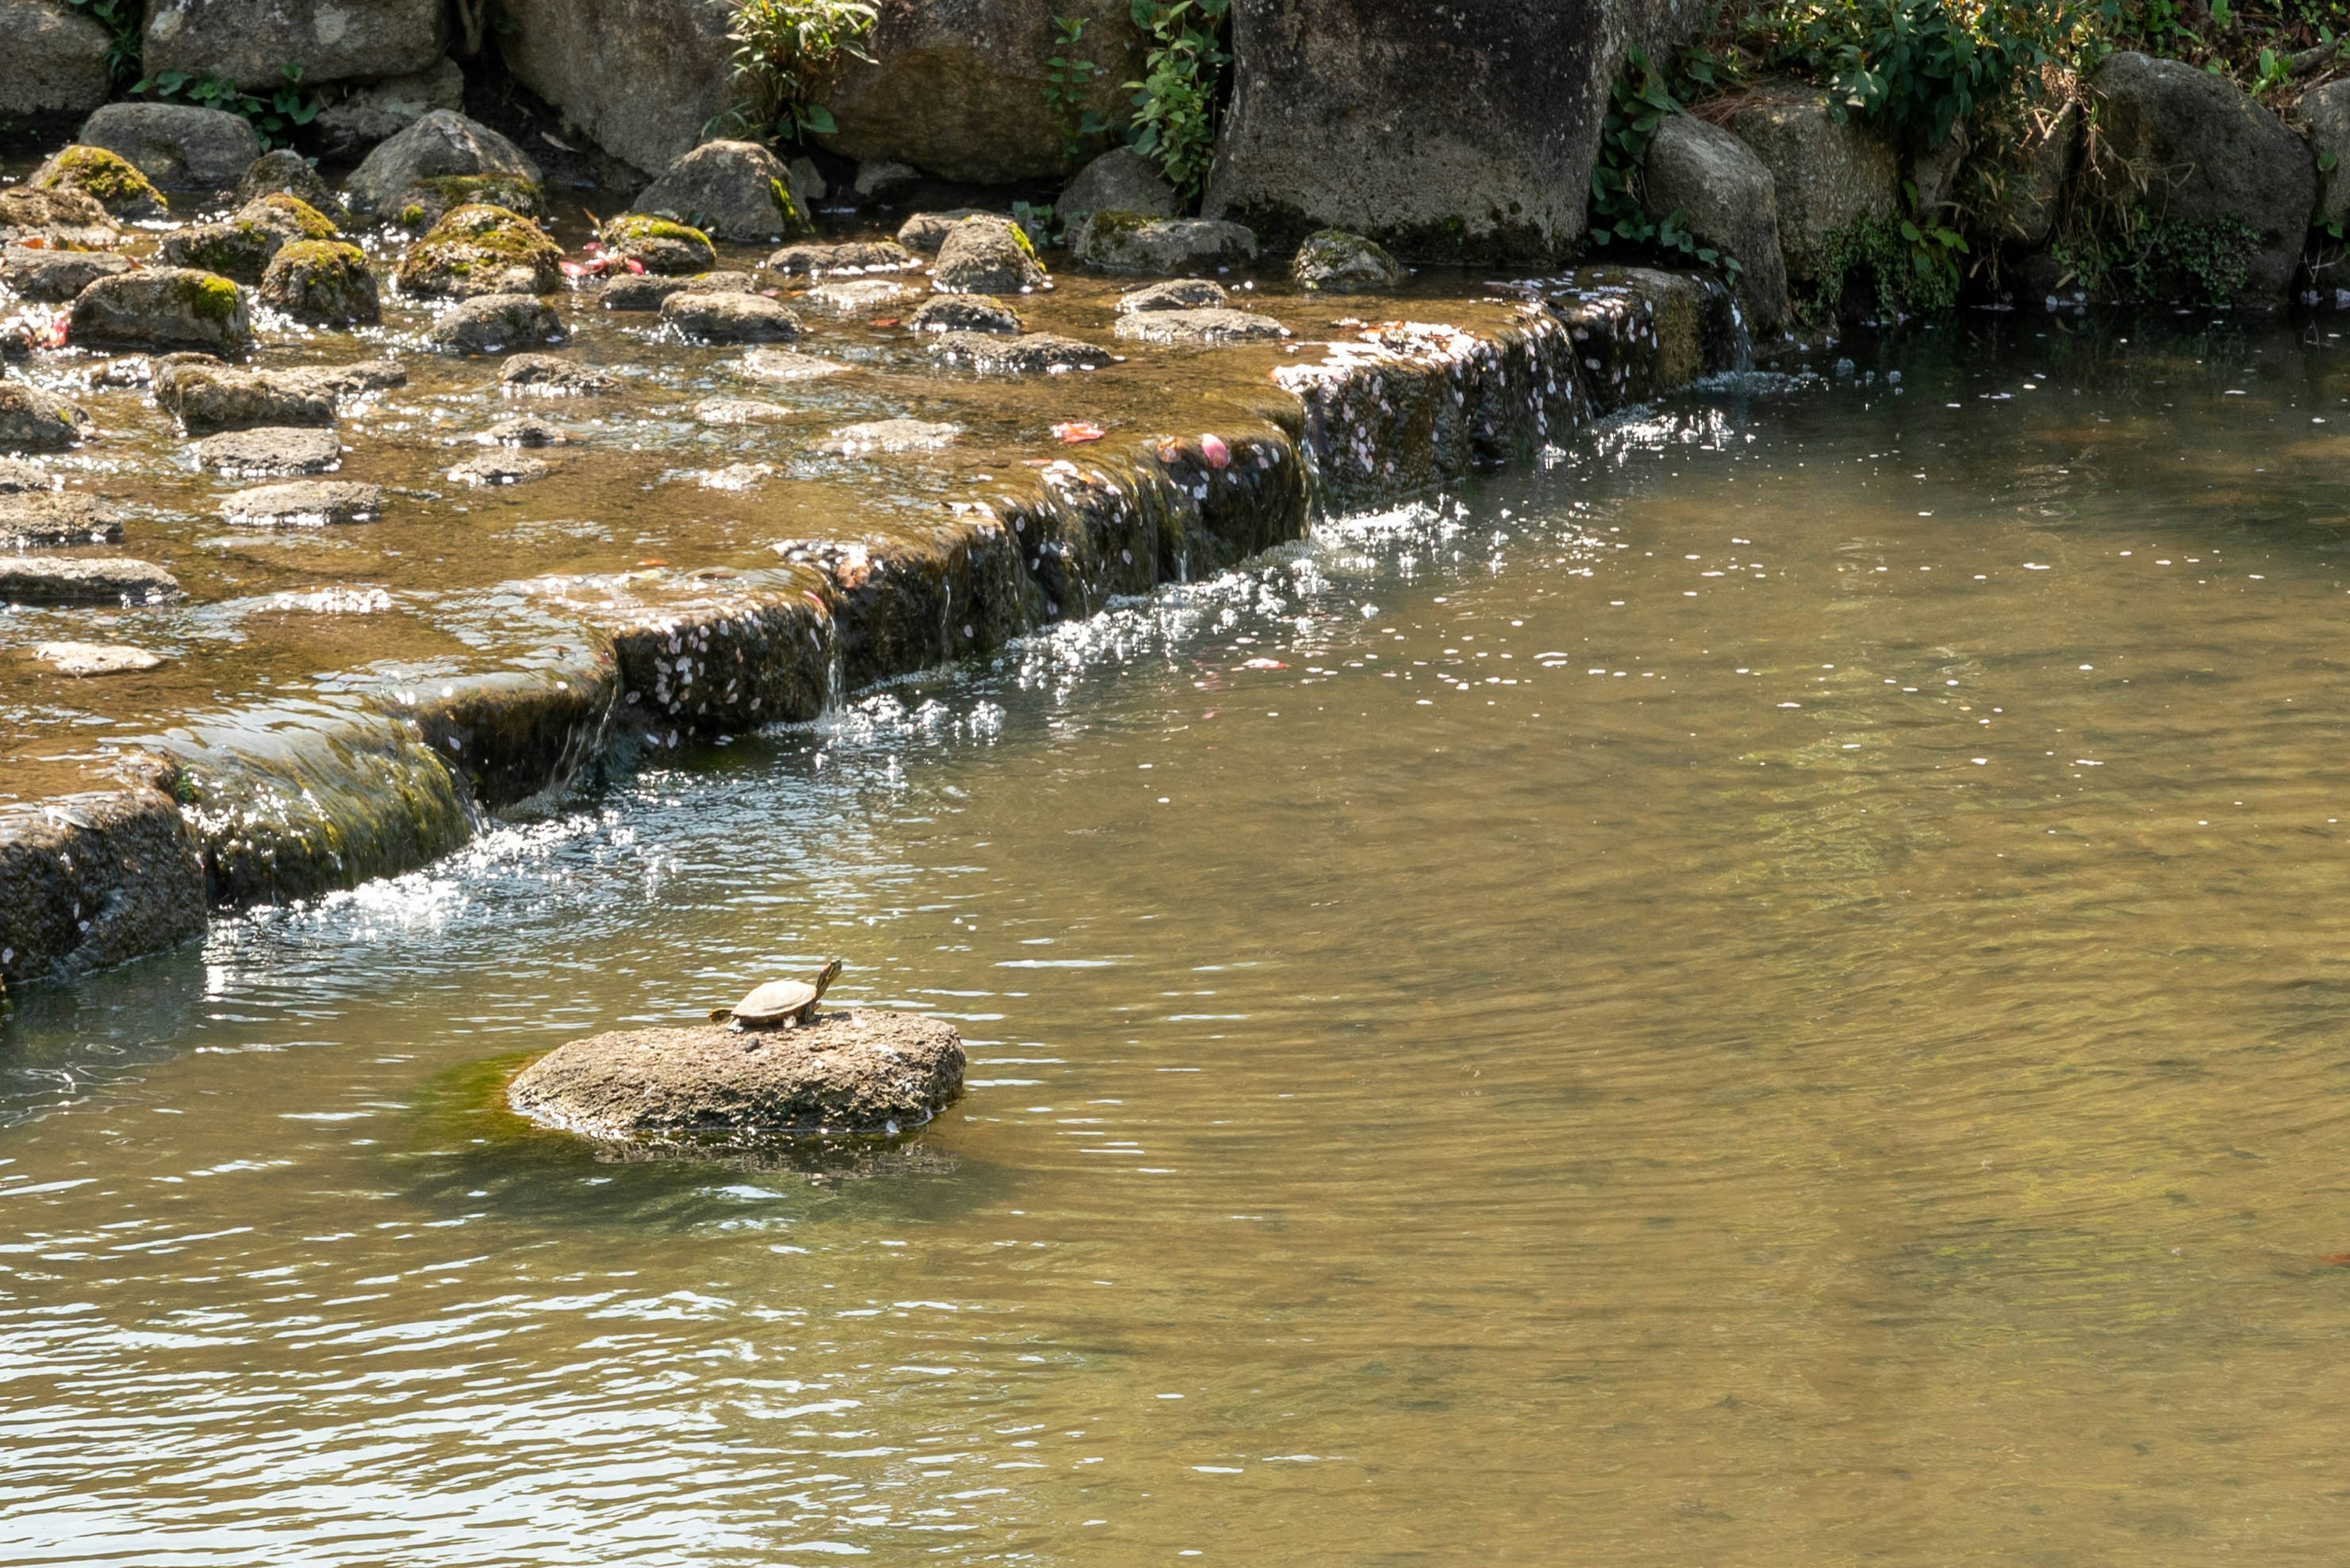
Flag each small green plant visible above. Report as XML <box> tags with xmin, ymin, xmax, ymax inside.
<box><xmin>1587</xmin><ymin>48</ymin><xmax>1743</xmax><ymax>280</ymax></box>
<box><xmin>1010</xmin><ymin>200</ymin><xmax>1058</xmax><ymax>246</ymax></box>
<box><xmin>135</xmin><ymin>64</ymin><xmax>319</xmax><ymax>151</ymax></box>
<box><xmin>1746</xmin><ymin>0</ymin><xmax>2072</xmax><ymax>154</ymax></box>
<box><xmin>712</xmin><ymin>0</ymin><xmax>878</xmax><ymax>146</ymax></box>
<box><xmin>59</xmin><ymin>0</ymin><xmax>141</xmax><ymax>91</ymax></box>
<box><xmin>1043</xmin><ymin>15</ymin><xmax>1113</xmax><ymax>160</ymax></box>
<box><xmin>1125</xmin><ymin>0</ymin><xmax>1229</xmax><ymax>200</ymax></box>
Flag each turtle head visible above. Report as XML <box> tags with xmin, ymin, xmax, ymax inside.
<box><xmin>811</xmin><ymin>956</ymin><xmax>843</xmax><ymax>1002</ymax></box>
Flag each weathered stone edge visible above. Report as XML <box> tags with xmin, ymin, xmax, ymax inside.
<box><xmin>0</xmin><ymin>275</ymin><xmax>1729</xmax><ymax>987</ymax></box>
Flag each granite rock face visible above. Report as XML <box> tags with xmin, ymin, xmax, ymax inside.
<box><xmin>315</xmin><ymin>57</ymin><xmax>466</xmax><ymax>154</ymax></box>
<box><xmin>143</xmin><ymin>0</ymin><xmax>448</xmax><ymax>89</ymax></box>
<box><xmin>1204</xmin><ymin>0</ymin><xmax>1706</xmax><ymax>261</ymax></box>
<box><xmin>1723</xmin><ymin>94</ymin><xmax>1900</xmax><ymax>289</ymax></box>
<box><xmin>78</xmin><ymin>102</ymin><xmax>262</xmax><ymax>189</ymax></box>
<box><xmin>1642</xmin><ymin>113</ymin><xmax>1789</xmax><ymax>335</ymax></box>
<box><xmin>345</xmin><ymin>110</ymin><xmax>543</xmax><ymax>220</ymax></box>
<box><xmin>633</xmin><ymin>140</ymin><xmax>809</xmax><ymax>243</ymax></box>
<box><xmin>1068</xmin><ymin>214</ymin><xmax>1257</xmax><ymax>275</ymax></box>
<box><xmin>498</xmin><ymin>0</ymin><xmax>735</xmax><ymax>174</ymax></box>
<box><xmin>0</xmin><ymin>0</ymin><xmax>114</xmax><ymax>125</ymax></box>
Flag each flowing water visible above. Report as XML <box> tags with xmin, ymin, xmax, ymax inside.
<box><xmin>11</xmin><ymin>318</ymin><xmax>2350</xmax><ymax>1564</ymax></box>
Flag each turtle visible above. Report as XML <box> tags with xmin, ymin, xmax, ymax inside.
<box><xmin>709</xmin><ymin>957</ymin><xmax>843</xmax><ymax>1029</ymax></box>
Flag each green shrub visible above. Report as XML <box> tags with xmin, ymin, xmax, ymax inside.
<box><xmin>1125</xmin><ymin>0</ymin><xmax>1229</xmax><ymax>200</ymax></box>
<box><xmin>713</xmin><ymin>0</ymin><xmax>878</xmax><ymax>145</ymax></box>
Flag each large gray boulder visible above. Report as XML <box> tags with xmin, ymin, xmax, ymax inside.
<box><xmin>931</xmin><ymin>216</ymin><xmax>1048</xmax><ymax>292</ymax></box>
<box><xmin>143</xmin><ymin>0</ymin><xmax>447</xmax><ymax>89</ymax></box>
<box><xmin>2084</xmin><ymin>51</ymin><xmax>2311</xmax><ymax>303</ymax></box>
<box><xmin>1723</xmin><ymin>94</ymin><xmax>1898</xmax><ymax>289</ymax></box>
<box><xmin>0</xmin><ymin>0</ymin><xmax>113</xmax><ymax>124</ymax></box>
<box><xmin>499</xmin><ymin>0</ymin><xmax>734</xmax><ymax>174</ymax></box>
<box><xmin>345</xmin><ymin>110</ymin><xmax>543</xmax><ymax>219</ymax></box>
<box><xmin>78</xmin><ymin>102</ymin><xmax>263</xmax><ymax>190</ymax></box>
<box><xmin>1204</xmin><ymin>0</ymin><xmax>1706</xmax><ymax>262</ymax></box>
<box><xmin>315</xmin><ymin>58</ymin><xmax>466</xmax><ymax>155</ymax></box>
<box><xmin>1068</xmin><ymin>214</ymin><xmax>1257</xmax><ymax>275</ymax></box>
<box><xmin>633</xmin><ymin>140</ymin><xmax>807</xmax><ymax>242</ymax></box>
<box><xmin>155</xmin><ymin>364</ymin><xmax>337</xmax><ymax>435</ymax></box>
<box><xmin>1058</xmin><ymin>146</ymin><xmax>1179</xmax><ymax>225</ymax></box>
<box><xmin>1642</xmin><ymin>113</ymin><xmax>1790</xmax><ymax>336</ymax></box>
<box><xmin>2303</xmin><ymin>77</ymin><xmax>2350</xmax><ymax>236</ymax></box>
<box><xmin>425</xmin><ymin>293</ymin><xmax>564</xmax><ymax>353</ymax></box>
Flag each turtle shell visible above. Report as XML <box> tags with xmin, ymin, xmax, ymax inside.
<box><xmin>730</xmin><ymin>977</ymin><xmax>819</xmax><ymax>1026</ymax></box>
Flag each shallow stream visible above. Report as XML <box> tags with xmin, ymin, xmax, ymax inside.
<box><xmin>11</xmin><ymin>319</ymin><xmax>2350</xmax><ymax>1564</ymax></box>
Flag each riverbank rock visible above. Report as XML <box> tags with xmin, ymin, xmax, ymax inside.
<box><xmin>70</xmin><ymin>268</ymin><xmax>256</xmax><ymax>355</ymax></box>
<box><xmin>0</xmin><ymin>383</ymin><xmax>90</xmax><ymax>452</ymax></box>
<box><xmin>931</xmin><ymin>217</ymin><xmax>1047</xmax><ymax>293</ymax></box>
<box><xmin>30</xmin><ymin>146</ymin><xmax>168</xmax><ymax>220</ymax></box>
<box><xmin>660</xmin><ymin>291</ymin><xmax>803</xmax><ymax>343</ymax></box>
<box><xmin>346</xmin><ymin>110</ymin><xmax>543</xmax><ymax>220</ymax></box>
<box><xmin>234</xmin><ymin>147</ymin><xmax>345</xmax><ymax>217</ymax></box>
<box><xmin>907</xmin><ymin>294</ymin><xmax>1023</xmax><ymax>333</ymax></box>
<box><xmin>314</xmin><ymin>57</ymin><xmax>465</xmax><ymax>155</ymax></box>
<box><xmin>1291</xmin><ymin>228</ymin><xmax>1403</xmax><ymax>291</ymax></box>
<box><xmin>78</xmin><ymin>102</ymin><xmax>261</xmax><ymax>190</ymax></box>
<box><xmin>162</xmin><ymin>194</ymin><xmax>341</xmax><ymax>283</ymax></box>
<box><xmin>395</xmin><ymin>204</ymin><xmax>562</xmax><ymax>298</ymax></box>
<box><xmin>769</xmin><ymin>239</ymin><xmax>920</xmax><ymax>276</ymax></box>
<box><xmin>1641</xmin><ymin>114</ymin><xmax>1789</xmax><ymax>336</ymax></box>
<box><xmin>496</xmin><ymin>0</ymin><xmax>733</xmax><ymax>174</ymax></box>
<box><xmin>507</xmin><ymin>1009</ymin><xmax>966</xmax><ymax>1141</ymax></box>
<box><xmin>1</xmin><ymin>0</ymin><xmax>113</xmax><ymax>124</ymax></box>
<box><xmin>897</xmin><ymin>209</ymin><xmax>994</xmax><ymax>252</ymax></box>
<box><xmin>926</xmin><ymin>330</ymin><xmax>1108</xmax><ymax>371</ymax></box>
<box><xmin>1058</xmin><ymin>146</ymin><xmax>1178</xmax><ymax>225</ymax></box>
<box><xmin>1117</xmin><ymin>277</ymin><xmax>1226</xmax><ymax>312</ymax></box>
<box><xmin>1724</xmin><ymin>93</ymin><xmax>1899</xmax><ymax>289</ymax></box>
<box><xmin>1069</xmin><ymin>214</ymin><xmax>1258</xmax><ymax>275</ymax></box>
<box><xmin>2310</xmin><ymin>78</ymin><xmax>2350</xmax><ymax>239</ymax></box>
<box><xmin>0</xmin><ymin>554</ymin><xmax>181</xmax><ymax>605</ymax></box>
<box><xmin>156</xmin><ymin>364</ymin><xmax>337</xmax><ymax>435</ymax></box>
<box><xmin>426</xmin><ymin>292</ymin><xmax>564</xmax><ymax>352</ymax></box>
<box><xmin>260</xmin><ymin>240</ymin><xmax>381</xmax><ymax>324</ymax></box>
<box><xmin>1</xmin><ymin>246</ymin><xmax>130</xmax><ymax>302</ymax></box>
<box><xmin>142</xmin><ymin>0</ymin><xmax>447</xmax><ymax>90</ymax></box>
<box><xmin>195</xmin><ymin>424</ymin><xmax>340</xmax><ymax>473</ymax></box>
<box><xmin>633</xmin><ymin>140</ymin><xmax>808</xmax><ymax>243</ymax></box>
<box><xmin>0</xmin><ymin>188</ymin><xmax>118</xmax><ymax>248</ymax></box>
<box><xmin>220</xmin><ymin>479</ymin><xmax>382</xmax><ymax>526</ymax></box>
<box><xmin>599</xmin><ymin>214</ymin><xmax>717</xmax><ymax>275</ymax></box>
<box><xmin>500</xmin><ymin>354</ymin><xmax>618</xmax><ymax>394</ymax></box>
<box><xmin>1112</xmin><ymin>307</ymin><xmax>1289</xmax><ymax>345</ymax></box>
<box><xmin>2084</xmin><ymin>51</ymin><xmax>2313</xmax><ymax>304</ymax></box>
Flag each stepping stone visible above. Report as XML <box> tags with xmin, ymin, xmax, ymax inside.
<box><xmin>818</xmin><ymin>419</ymin><xmax>961</xmax><ymax>454</ymax></box>
<box><xmin>662</xmin><ymin>291</ymin><xmax>802</xmax><ymax>343</ymax></box>
<box><xmin>768</xmin><ymin>239</ymin><xmax>920</xmax><ymax>275</ymax></box>
<box><xmin>219</xmin><ymin>481</ymin><xmax>383</xmax><ymax>527</ymax></box>
<box><xmin>480</xmin><ymin>416</ymin><xmax>569</xmax><ymax>446</ymax></box>
<box><xmin>501</xmin><ymin>354</ymin><xmax>618</xmax><ymax>395</ymax></box>
<box><xmin>0</xmin><ymin>554</ymin><xmax>181</xmax><ymax>605</ymax></box>
<box><xmin>0</xmin><ymin>458</ymin><xmax>57</xmax><ymax>493</ymax></box>
<box><xmin>449</xmin><ymin>452</ymin><xmax>549</xmax><ymax>485</ymax></box>
<box><xmin>195</xmin><ymin>427</ymin><xmax>341</xmax><ymax>475</ymax></box>
<box><xmin>696</xmin><ymin>398</ymin><xmax>789</xmax><ymax>425</ymax></box>
<box><xmin>1117</xmin><ymin>277</ymin><xmax>1229</xmax><ymax>313</ymax></box>
<box><xmin>906</xmin><ymin>294</ymin><xmax>1021</xmax><ymax>334</ymax></box>
<box><xmin>32</xmin><ymin>641</ymin><xmax>164</xmax><ymax>676</ymax></box>
<box><xmin>0</xmin><ymin>493</ymin><xmax>120</xmax><ymax>548</ymax></box>
<box><xmin>600</xmin><ymin>271</ymin><xmax>756</xmax><ymax>311</ymax></box>
<box><xmin>295</xmin><ymin>360</ymin><xmax>408</xmax><ymax>398</ymax></box>
<box><xmin>1111</xmin><ymin>307</ymin><xmax>1291</xmax><ymax>345</ymax></box>
<box><xmin>427</xmin><ymin>293</ymin><xmax>564</xmax><ymax>354</ymax></box>
<box><xmin>924</xmin><ymin>330</ymin><xmax>1110</xmax><ymax>373</ymax></box>
<box><xmin>801</xmin><ymin>278</ymin><xmax>912</xmax><ymax>313</ymax></box>
<box><xmin>737</xmin><ymin>347</ymin><xmax>845</xmax><ymax>383</ymax></box>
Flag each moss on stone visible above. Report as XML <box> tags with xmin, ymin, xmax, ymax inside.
<box><xmin>174</xmin><ymin>271</ymin><xmax>244</xmax><ymax>324</ymax></box>
<box><xmin>605</xmin><ymin>213</ymin><xmax>710</xmax><ymax>246</ymax></box>
<box><xmin>398</xmin><ymin>204</ymin><xmax>563</xmax><ymax>298</ymax></box>
<box><xmin>34</xmin><ymin>146</ymin><xmax>165</xmax><ymax>215</ymax></box>
<box><xmin>249</xmin><ymin>194</ymin><xmax>340</xmax><ymax>241</ymax></box>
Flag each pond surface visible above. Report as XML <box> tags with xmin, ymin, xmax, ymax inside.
<box><xmin>10</xmin><ymin>319</ymin><xmax>2350</xmax><ymax>1565</ymax></box>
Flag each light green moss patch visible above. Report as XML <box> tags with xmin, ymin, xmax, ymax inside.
<box><xmin>35</xmin><ymin>146</ymin><xmax>163</xmax><ymax>212</ymax></box>
<box><xmin>174</xmin><ymin>271</ymin><xmax>244</xmax><ymax>325</ymax></box>
<box><xmin>249</xmin><ymin>194</ymin><xmax>340</xmax><ymax>241</ymax></box>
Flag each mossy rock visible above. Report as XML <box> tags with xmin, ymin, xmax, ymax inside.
<box><xmin>601</xmin><ymin>212</ymin><xmax>718</xmax><ymax>275</ymax></box>
<box><xmin>259</xmin><ymin>241</ymin><xmax>381</xmax><ymax>326</ymax></box>
<box><xmin>234</xmin><ymin>149</ymin><xmax>345</xmax><ymax>220</ymax></box>
<box><xmin>387</xmin><ymin>174</ymin><xmax>546</xmax><ymax>233</ymax></box>
<box><xmin>161</xmin><ymin>195</ymin><xmax>343</xmax><ymax>285</ymax></box>
<box><xmin>30</xmin><ymin>146</ymin><xmax>167</xmax><ymax>221</ymax></box>
<box><xmin>69</xmin><ymin>267</ymin><xmax>255</xmax><ymax>356</ymax></box>
<box><xmin>1292</xmin><ymin>228</ymin><xmax>1403</xmax><ymax>291</ymax></box>
<box><xmin>395</xmin><ymin>203</ymin><xmax>563</xmax><ymax>299</ymax></box>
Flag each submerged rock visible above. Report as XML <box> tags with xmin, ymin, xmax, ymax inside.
<box><xmin>156</xmin><ymin>364</ymin><xmax>337</xmax><ymax>435</ymax></box>
<box><xmin>424</xmin><ymin>292</ymin><xmax>564</xmax><ymax>353</ymax></box>
<box><xmin>293</xmin><ymin>359</ymin><xmax>408</xmax><ymax>397</ymax></box>
<box><xmin>1111</xmin><ymin>307</ymin><xmax>1289</xmax><ymax>345</ymax></box>
<box><xmin>1068</xmin><ymin>212</ymin><xmax>1258</xmax><ymax>275</ymax></box>
<box><xmin>507</xmin><ymin>1010</ymin><xmax>966</xmax><ymax>1141</ymax></box>
<box><xmin>77</xmin><ymin>102</ymin><xmax>259</xmax><ymax>189</ymax></box>
<box><xmin>0</xmin><ymin>382</ymin><xmax>92</xmax><ymax>452</ymax></box>
<box><xmin>195</xmin><ymin>425</ymin><xmax>341</xmax><ymax>474</ymax></box>
<box><xmin>695</xmin><ymin>397</ymin><xmax>789</xmax><ymax>424</ymax></box>
<box><xmin>1116</xmin><ymin>277</ymin><xmax>1227</xmax><ymax>313</ymax></box>
<box><xmin>346</xmin><ymin>110</ymin><xmax>543</xmax><ymax>220</ymax></box>
<box><xmin>930</xmin><ymin>217</ymin><xmax>1046</xmax><ymax>294</ymax></box>
<box><xmin>220</xmin><ymin>480</ymin><xmax>384</xmax><ymax>526</ymax></box>
<box><xmin>396</xmin><ymin>203</ymin><xmax>562</xmax><ymax>298</ymax></box>
<box><xmin>1</xmin><ymin>245</ymin><xmax>132</xmax><ymax>302</ymax></box>
<box><xmin>1291</xmin><ymin>228</ymin><xmax>1403</xmax><ymax>291</ymax></box>
<box><xmin>768</xmin><ymin>240</ymin><xmax>920</xmax><ymax>277</ymax></box>
<box><xmin>449</xmin><ymin>451</ymin><xmax>549</xmax><ymax>485</ymax></box>
<box><xmin>30</xmin><ymin>146</ymin><xmax>167</xmax><ymax>220</ymax></box>
<box><xmin>500</xmin><ymin>353</ymin><xmax>617</xmax><ymax>394</ymax></box>
<box><xmin>599</xmin><ymin>213</ymin><xmax>717</xmax><ymax>276</ymax></box>
<box><xmin>1641</xmin><ymin>115</ymin><xmax>1789</xmax><ymax>337</ymax></box>
<box><xmin>802</xmin><ymin>278</ymin><xmax>912</xmax><ymax>313</ymax></box>
<box><xmin>661</xmin><ymin>291</ymin><xmax>802</xmax><ymax>343</ymax></box>
<box><xmin>632</xmin><ymin>139</ymin><xmax>809</xmax><ymax>243</ymax></box>
<box><xmin>598</xmin><ymin>269</ymin><xmax>756</xmax><ymax>311</ymax></box>
<box><xmin>819</xmin><ymin>418</ymin><xmax>960</xmax><ymax>453</ymax></box>
<box><xmin>234</xmin><ymin>147</ymin><xmax>345</xmax><ymax>216</ymax></box>
<box><xmin>926</xmin><ymin>330</ymin><xmax>1110</xmax><ymax>372</ymax></box>
<box><xmin>260</xmin><ymin>240</ymin><xmax>381</xmax><ymax>325</ymax></box>
<box><xmin>0</xmin><ymin>554</ymin><xmax>181</xmax><ymax>605</ymax></box>
<box><xmin>737</xmin><ymin>346</ymin><xmax>845</xmax><ymax>383</ymax></box>
<box><xmin>1058</xmin><ymin>146</ymin><xmax>1178</xmax><ymax>225</ymax></box>
<box><xmin>0</xmin><ymin>491</ymin><xmax>119</xmax><ymax>548</ymax></box>
<box><xmin>162</xmin><ymin>194</ymin><xmax>341</xmax><ymax>284</ymax></box>
<box><xmin>31</xmin><ymin>640</ymin><xmax>164</xmax><ymax>676</ymax></box>
<box><xmin>71</xmin><ymin>267</ymin><xmax>256</xmax><ymax>355</ymax></box>
<box><xmin>906</xmin><ymin>294</ymin><xmax>1023</xmax><ymax>334</ymax></box>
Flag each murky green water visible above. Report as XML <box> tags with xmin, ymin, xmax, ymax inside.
<box><xmin>12</xmin><ymin>319</ymin><xmax>2350</xmax><ymax>1564</ymax></box>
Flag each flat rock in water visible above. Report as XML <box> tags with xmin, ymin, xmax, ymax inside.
<box><xmin>507</xmin><ymin>1009</ymin><xmax>965</xmax><ymax>1141</ymax></box>
<box><xmin>0</xmin><ymin>381</ymin><xmax>91</xmax><ymax>452</ymax></box>
<box><xmin>1117</xmin><ymin>277</ymin><xmax>1228</xmax><ymax>313</ymax></box>
<box><xmin>696</xmin><ymin>398</ymin><xmax>789</xmax><ymax>425</ymax></box>
<box><xmin>801</xmin><ymin>278</ymin><xmax>911</xmax><ymax>313</ymax></box>
<box><xmin>1112</xmin><ymin>307</ymin><xmax>1291</xmax><ymax>345</ymax></box>
<box><xmin>597</xmin><ymin>271</ymin><xmax>756</xmax><ymax>312</ymax></box>
<box><xmin>662</xmin><ymin>291</ymin><xmax>802</xmax><ymax>343</ymax></box>
<box><xmin>481</xmin><ymin>415</ymin><xmax>568</xmax><ymax>446</ymax></box>
<box><xmin>449</xmin><ymin>452</ymin><xmax>549</xmax><ymax>485</ymax></box>
<box><xmin>907</xmin><ymin>294</ymin><xmax>1021</xmax><ymax>334</ymax></box>
<box><xmin>196</xmin><ymin>426</ymin><xmax>341</xmax><ymax>475</ymax></box>
<box><xmin>32</xmin><ymin>640</ymin><xmax>163</xmax><ymax>675</ymax></box>
<box><xmin>1</xmin><ymin>245</ymin><xmax>132</xmax><ymax>302</ymax></box>
<box><xmin>293</xmin><ymin>359</ymin><xmax>408</xmax><ymax>398</ymax></box>
<box><xmin>500</xmin><ymin>354</ymin><xmax>617</xmax><ymax>395</ymax></box>
<box><xmin>737</xmin><ymin>347</ymin><xmax>845</xmax><ymax>383</ymax></box>
<box><xmin>0</xmin><ymin>491</ymin><xmax>121</xmax><ymax>548</ymax></box>
<box><xmin>926</xmin><ymin>330</ymin><xmax>1110</xmax><ymax>373</ymax></box>
<box><xmin>0</xmin><ymin>458</ymin><xmax>58</xmax><ymax>493</ymax></box>
<box><xmin>820</xmin><ymin>419</ymin><xmax>960</xmax><ymax>454</ymax></box>
<box><xmin>426</xmin><ymin>293</ymin><xmax>563</xmax><ymax>354</ymax></box>
<box><xmin>0</xmin><ymin>554</ymin><xmax>180</xmax><ymax>605</ymax></box>
<box><xmin>768</xmin><ymin>240</ymin><xmax>920</xmax><ymax>276</ymax></box>
<box><xmin>220</xmin><ymin>480</ymin><xmax>382</xmax><ymax>526</ymax></box>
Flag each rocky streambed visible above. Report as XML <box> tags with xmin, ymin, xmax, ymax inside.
<box><xmin>0</xmin><ymin>113</ymin><xmax>1756</xmax><ymax>990</ymax></box>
